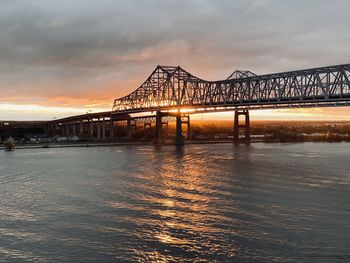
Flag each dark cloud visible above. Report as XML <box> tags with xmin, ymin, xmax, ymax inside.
<box><xmin>0</xmin><ymin>0</ymin><xmax>350</xmax><ymax>111</ymax></box>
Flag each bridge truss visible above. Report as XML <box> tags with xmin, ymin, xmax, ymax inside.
<box><xmin>113</xmin><ymin>63</ymin><xmax>350</xmax><ymax>113</ymax></box>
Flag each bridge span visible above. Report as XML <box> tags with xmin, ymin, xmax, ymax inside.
<box><xmin>44</xmin><ymin>63</ymin><xmax>350</xmax><ymax>145</ymax></box>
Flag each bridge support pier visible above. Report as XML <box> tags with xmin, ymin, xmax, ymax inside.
<box><xmin>182</xmin><ymin>115</ymin><xmax>190</xmax><ymax>139</ymax></box>
<box><xmin>97</xmin><ymin>119</ymin><xmax>101</xmax><ymax>140</ymax></box>
<box><xmin>102</xmin><ymin>118</ymin><xmax>106</xmax><ymax>140</ymax></box>
<box><xmin>110</xmin><ymin>119</ymin><xmax>114</xmax><ymax>139</ymax></box>
<box><xmin>155</xmin><ymin>111</ymin><xmax>162</xmax><ymax>144</ymax></box>
<box><xmin>79</xmin><ymin>121</ymin><xmax>83</xmax><ymax>137</ymax></box>
<box><xmin>72</xmin><ymin>123</ymin><xmax>76</xmax><ymax>137</ymax></box>
<box><xmin>233</xmin><ymin>110</ymin><xmax>250</xmax><ymax>143</ymax></box>
<box><xmin>59</xmin><ymin>125</ymin><xmax>62</xmax><ymax>136</ymax></box>
<box><xmin>127</xmin><ymin>116</ymin><xmax>132</xmax><ymax>140</ymax></box>
<box><xmin>176</xmin><ymin>115</ymin><xmax>184</xmax><ymax>146</ymax></box>
<box><xmin>66</xmin><ymin>124</ymin><xmax>69</xmax><ymax>138</ymax></box>
<box><xmin>89</xmin><ymin>119</ymin><xmax>94</xmax><ymax>140</ymax></box>
<box><xmin>131</xmin><ymin>122</ymin><xmax>137</xmax><ymax>133</ymax></box>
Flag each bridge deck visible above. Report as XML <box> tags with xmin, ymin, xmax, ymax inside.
<box><xmin>42</xmin><ymin>63</ymin><xmax>350</xmax><ymax>125</ymax></box>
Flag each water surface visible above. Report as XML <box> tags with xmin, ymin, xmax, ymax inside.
<box><xmin>0</xmin><ymin>143</ymin><xmax>349</xmax><ymax>262</ymax></box>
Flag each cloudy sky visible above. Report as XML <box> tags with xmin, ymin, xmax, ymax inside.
<box><xmin>1</xmin><ymin>0</ymin><xmax>350</xmax><ymax>120</ymax></box>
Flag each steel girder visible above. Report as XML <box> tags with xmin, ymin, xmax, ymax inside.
<box><xmin>112</xmin><ymin>63</ymin><xmax>350</xmax><ymax>113</ymax></box>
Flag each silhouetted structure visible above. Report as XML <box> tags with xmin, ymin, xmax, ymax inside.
<box><xmin>43</xmin><ymin>63</ymin><xmax>350</xmax><ymax>145</ymax></box>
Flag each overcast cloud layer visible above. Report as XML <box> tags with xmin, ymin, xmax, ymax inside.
<box><xmin>1</xmin><ymin>0</ymin><xmax>350</xmax><ymax>119</ymax></box>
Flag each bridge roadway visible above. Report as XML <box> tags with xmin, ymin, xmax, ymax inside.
<box><xmin>44</xmin><ymin>63</ymin><xmax>350</xmax><ymax>145</ymax></box>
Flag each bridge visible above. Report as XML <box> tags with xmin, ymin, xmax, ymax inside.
<box><xmin>44</xmin><ymin>63</ymin><xmax>350</xmax><ymax>145</ymax></box>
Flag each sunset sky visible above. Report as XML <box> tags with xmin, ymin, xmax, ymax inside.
<box><xmin>1</xmin><ymin>0</ymin><xmax>350</xmax><ymax>121</ymax></box>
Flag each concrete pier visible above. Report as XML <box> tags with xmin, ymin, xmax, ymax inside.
<box><xmin>155</xmin><ymin>111</ymin><xmax>162</xmax><ymax>144</ymax></box>
<box><xmin>176</xmin><ymin>115</ymin><xmax>184</xmax><ymax>146</ymax></box>
<box><xmin>127</xmin><ymin>117</ymin><xmax>132</xmax><ymax>140</ymax></box>
<box><xmin>233</xmin><ymin>110</ymin><xmax>250</xmax><ymax>143</ymax></box>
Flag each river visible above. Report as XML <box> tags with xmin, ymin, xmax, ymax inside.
<box><xmin>0</xmin><ymin>143</ymin><xmax>349</xmax><ymax>262</ymax></box>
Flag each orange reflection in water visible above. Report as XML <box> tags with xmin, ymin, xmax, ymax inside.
<box><xmin>137</xmin><ymin>148</ymin><xmax>240</xmax><ymax>261</ymax></box>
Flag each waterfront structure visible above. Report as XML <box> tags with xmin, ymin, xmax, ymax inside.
<box><xmin>44</xmin><ymin>63</ymin><xmax>350</xmax><ymax>144</ymax></box>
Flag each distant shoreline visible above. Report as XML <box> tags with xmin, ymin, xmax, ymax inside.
<box><xmin>1</xmin><ymin>139</ymin><xmax>349</xmax><ymax>151</ymax></box>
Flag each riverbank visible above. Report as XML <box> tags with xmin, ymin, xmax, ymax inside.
<box><xmin>1</xmin><ymin>138</ymin><xmax>349</xmax><ymax>150</ymax></box>
<box><xmin>0</xmin><ymin>140</ymin><xmax>258</xmax><ymax>150</ymax></box>
<box><xmin>0</xmin><ymin>141</ymin><xmax>153</xmax><ymax>150</ymax></box>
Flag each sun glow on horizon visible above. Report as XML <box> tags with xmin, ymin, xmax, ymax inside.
<box><xmin>1</xmin><ymin>102</ymin><xmax>350</xmax><ymax>122</ymax></box>
<box><xmin>0</xmin><ymin>103</ymin><xmax>110</xmax><ymax>121</ymax></box>
<box><xmin>190</xmin><ymin>108</ymin><xmax>350</xmax><ymax>121</ymax></box>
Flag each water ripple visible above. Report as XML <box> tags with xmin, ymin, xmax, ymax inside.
<box><xmin>0</xmin><ymin>143</ymin><xmax>349</xmax><ymax>262</ymax></box>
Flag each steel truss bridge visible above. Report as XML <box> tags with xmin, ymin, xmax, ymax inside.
<box><xmin>45</xmin><ymin>63</ymin><xmax>350</xmax><ymax>144</ymax></box>
<box><xmin>113</xmin><ymin>63</ymin><xmax>350</xmax><ymax>112</ymax></box>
